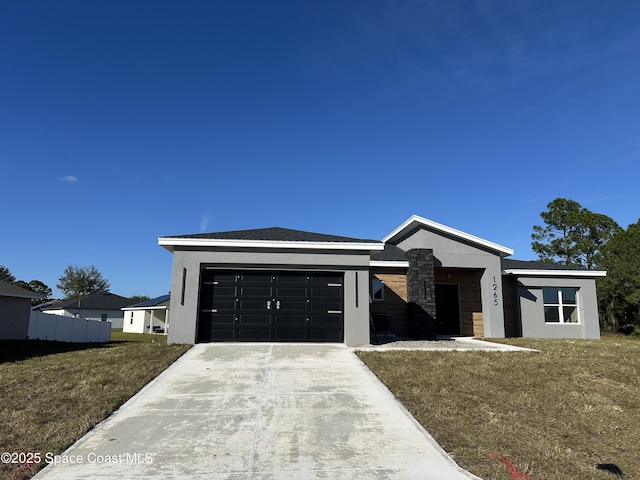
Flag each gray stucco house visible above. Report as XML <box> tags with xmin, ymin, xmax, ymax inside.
<box><xmin>0</xmin><ymin>280</ymin><xmax>41</xmax><ymax>340</ymax></box>
<box><xmin>159</xmin><ymin>215</ymin><xmax>605</xmax><ymax>346</ymax></box>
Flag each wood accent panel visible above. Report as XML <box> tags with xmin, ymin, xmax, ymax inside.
<box><xmin>370</xmin><ymin>269</ymin><xmax>409</xmax><ymax>336</ymax></box>
<box><xmin>472</xmin><ymin>312</ymin><xmax>484</xmax><ymax>337</ymax></box>
<box><xmin>375</xmin><ymin>272</ymin><xmax>407</xmax><ymax>301</ymax></box>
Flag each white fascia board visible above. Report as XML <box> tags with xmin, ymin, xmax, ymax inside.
<box><xmin>158</xmin><ymin>237</ymin><xmax>385</xmax><ymax>251</ymax></box>
<box><xmin>382</xmin><ymin>215</ymin><xmax>514</xmax><ymax>257</ymax></box>
<box><xmin>370</xmin><ymin>261</ymin><xmax>410</xmax><ymax>268</ymax></box>
<box><xmin>122</xmin><ymin>306</ymin><xmax>169</xmax><ymax>311</ymax></box>
<box><xmin>503</xmin><ymin>269</ymin><xmax>607</xmax><ymax>278</ymax></box>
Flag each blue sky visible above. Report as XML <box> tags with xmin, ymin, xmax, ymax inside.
<box><xmin>1</xmin><ymin>0</ymin><xmax>639</xmax><ymax>299</ymax></box>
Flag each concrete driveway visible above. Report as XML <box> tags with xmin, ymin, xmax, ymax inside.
<box><xmin>35</xmin><ymin>344</ymin><xmax>480</xmax><ymax>479</ymax></box>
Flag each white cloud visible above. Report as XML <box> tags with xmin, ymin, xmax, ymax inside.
<box><xmin>59</xmin><ymin>175</ymin><xmax>78</xmax><ymax>183</ymax></box>
<box><xmin>200</xmin><ymin>214</ymin><xmax>209</xmax><ymax>233</ymax></box>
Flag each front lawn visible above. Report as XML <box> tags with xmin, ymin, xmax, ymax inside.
<box><xmin>358</xmin><ymin>335</ymin><xmax>640</xmax><ymax>480</ymax></box>
<box><xmin>0</xmin><ymin>334</ymin><xmax>190</xmax><ymax>479</ymax></box>
<box><xmin>110</xmin><ymin>328</ymin><xmax>168</xmax><ymax>344</ymax></box>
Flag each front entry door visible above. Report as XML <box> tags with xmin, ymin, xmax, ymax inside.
<box><xmin>435</xmin><ymin>284</ymin><xmax>461</xmax><ymax>335</ymax></box>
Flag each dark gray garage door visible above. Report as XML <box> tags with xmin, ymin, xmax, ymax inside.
<box><xmin>197</xmin><ymin>270</ymin><xmax>344</xmax><ymax>342</ymax></box>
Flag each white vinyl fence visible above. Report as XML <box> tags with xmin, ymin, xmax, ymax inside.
<box><xmin>28</xmin><ymin>311</ymin><xmax>111</xmax><ymax>343</ymax></box>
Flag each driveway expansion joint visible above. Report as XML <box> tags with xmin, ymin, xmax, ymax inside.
<box><xmin>247</xmin><ymin>344</ymin><xmax>273</xmax><ymax>478</ymax></box>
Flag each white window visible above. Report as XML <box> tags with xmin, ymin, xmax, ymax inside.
<box><xmin>543</xmin><ymin>288</ymin><xmax>579</xmax><ymax>324</ymax></box>
<box><xmin>372</xmin><ymin>278</ymin><xmax>384</xmax><ymax>301</ymax></box>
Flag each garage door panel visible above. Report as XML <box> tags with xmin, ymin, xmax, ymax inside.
<box><xmin>199</xmin><ymin>284</ymin><xmax>214</xmax><ymax>309</ymax></box>
<box><xmin>200</xmin><ymin>297</ymin><xmax>214</xmax><ymax>310</ymax></box>
<box><xmin>198</xmin><ymin>270</ymin><xmax>343</xmax><ymax>343</ymax></box>
<box><xmin>211</xmin><ymin>273</ymin><xmax>236</xmax><ymax>283</ymax></box>
<box><xmin>274</xmin><ymin>286</ymin><xmax>307</xmax><ymax>297</ymax></box>
<box><xmin>309</xmin><ymin>314</ymin><xmax>343</xmax><ymax>327</ymax></box>
<box><xmin>197</xmin><ymin>315</ymin><xmax>212</xmax><ymax>341</ymax></box>
<box><xmin>238</xmin><ymin>314</ymin><xmax>271</xmax><ymax>325</ymax></box>
<box><xmin>214</xmin><ymin>286</ymin><xmax>237</xmax><ymax>296</ymax></box>
<box><xmin>274</xmin><ymin>329</ymin><xmax>307</xmax><ymax>341</ymax></box>
<box><xmin>212</xmin><ymin>300</ymin><xmax>237</xmax><ymax>310</ymax></box>
<box><xmin>309</xmin><ymin>329</ymin><xmax>342</xmax><ymax>341</ymax></box>
<box><xmin>276</xmin><ymin>300</ymin><xmax>306</xmax><ymax>312</ymax></box>
<box><xmin>239</xmin><ymin>286</ymin><xmax>272</xmax><ymax>297</ymax></box>
<box><xmin>275</xmin><ymin>275</ymin><xmax>306</xmax><ymax>283</ymax></box>
<box><xmin>240</xmin><ymin>274</ymin><xmax>273</xmax><ymax>283</ymax></box>
<box><xmin>238</xmin><ymin>300</ymin><xmax>271</xmax><ymax>310</ymax></box>
<box><xmin>309</xmin><ymin>274</ymin><xmax>342</xmax><ymax>284</ymax></box>
<box><xmin>310</xmin><ymin>287</ymin><xmax>342</xmax><ymax>298</ymax></box>
<box><xmin>207</xmin><ymin>314</ymin><xmax>236</xmax><ymax>324</ymax></box>
<box><xmin>208</xmin><ymin>329</ymin><xmax>236</xmax><ymax>340</ymax></box>
<box><xmin>274</xmin><ymin>314</ymin><xmax>306</xmax><ymax>326</ymax></box>
<box><xmin>309</xmin><ymin>299</ymin><xmax>342</xmax><ymax>312</ymax></box>
<box><xmin>237</xmin><ymin>329</ymin><xmax>271</xmax><ymax>340</ymax></box>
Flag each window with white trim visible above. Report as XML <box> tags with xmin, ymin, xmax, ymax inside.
<box><xmin>543</xmin><ymin>287</ymin><xmax>579</xmax><ymax>323</ymax></box>
<box><xmin>372</xmin><ymin>278</ymin><xmax>384</xmax><ymax>301</ymax></box>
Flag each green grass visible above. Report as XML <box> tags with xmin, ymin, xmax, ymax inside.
<box><xmin>0</xmin><ymin>333</ymin><xmax>190</xmax><ymax>479</ymax></box>
<box><xmin>4</xmin><ymin>332</ymin><xmax>637</xmax><ymax>479</ymax></box>
<box><xmin>358</xmin><ymin>335</ymin><xmax>640</xmax><ymax>480</ymax></box>
<box><xmin>110</xmin><ymin>328</ymin><xmax>168</xmax><ymax>344</ymax></box>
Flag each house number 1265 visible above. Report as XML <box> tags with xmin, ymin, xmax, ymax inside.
<box><xmin>492</xmin><ymin>276</ymin><xmax>499</xmax><ymax>305</ymax></box>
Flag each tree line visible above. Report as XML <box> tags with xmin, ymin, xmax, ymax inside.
<box><xmin>4</xmin><ymin>201</ymin><xmax>638</xmax><ymax>332</ymax></box>
<box><xmin>1</xmin><ymin>265</ymin><xmax>149</xmax><ymax>304</ymax></box>
<box><xmin>0</xmin><ymin>266</ymin><xmax>53</xmax><ymax>301</ymax></box>
<box><xmin>532</xmin><ymin>198</ymin><xmax>639</xmax><ymax>333</ymax></box>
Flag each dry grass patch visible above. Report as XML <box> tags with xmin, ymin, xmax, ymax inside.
<box><xmin>0</xmin><ymin>335</ymin><xmax>190</xmax><ymax>479</ymax></box>
<box><xmin>110</xmin><ymin>328</ymin><xmax>169</xmax><ymax>344</ymax></box>
<box><xmin>358</xmin><ymin>335</ymin><xmax>640</xmax><ymax>480</ymax></box>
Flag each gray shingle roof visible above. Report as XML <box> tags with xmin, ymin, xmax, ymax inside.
<box><xmin>371</xmin><ymin>244</ymin><xmax>408</xmax><ymax>262</ymax></box>
<box><xmin>501</xmin><ymin>259</ymin><xmax>590</xmax><ymax>271</ymax></box>
<box><xmin>0</xmin><ymin>280</ymin><xmax>41</xmax><ymax>299</ymax></box>
<box><xmin>42</xmin><ymin>291</ymin><xmax>133</xmax><ymax>311</ymax></box>
<box><xmin>161</xmin><ymin>227</ymin><xmax>380</xmax><ymax>244</ymax></box>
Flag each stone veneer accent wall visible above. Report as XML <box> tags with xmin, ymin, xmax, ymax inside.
<box><xmin>406</xmin><ymin>248</ymin><xmax>436</xmax><ymax>340</ymax></box>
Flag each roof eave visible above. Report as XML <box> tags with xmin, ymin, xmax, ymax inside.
<box><xmin>0</xmin><ymin>292</ymin><xmax>40</xmax><ymax>300</ymax></box>
<box><xmin>158</xmin><ymin>237</ymin><xmax>384</xmax><ymax>251</ymax></box>
<box><xmin>370</xmin><ymin>260</ymin><xmax>410</xmax><ymax>268</ymax></box>
<box><xmin>503</xmin><ymin>269</ymin><xmax>607</xmax><ymax>277</ymax></box>
<box><xmin>122</xmin><ymin>306</ymin><xmax>169</xmax><ymax>311</ymax></box>
<box><xmin>383</xmin><ymin>215</ymin><xmax>514</xmax><ymax>257</ymax></box>
<box><xmin>43</xmin><ymin>305</ymin><xmax>127</xmax><ymax>311</ymax></box>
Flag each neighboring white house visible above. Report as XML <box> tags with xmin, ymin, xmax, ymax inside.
<box><xmin>122</xmin><ymin>295</ymin><xmax>170</xmax><ymax>334</ymax></box>
<box><xmin>41</xmin><ymin>291</ymin><xmax>133</xmax><ymax>329</ymax></box>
